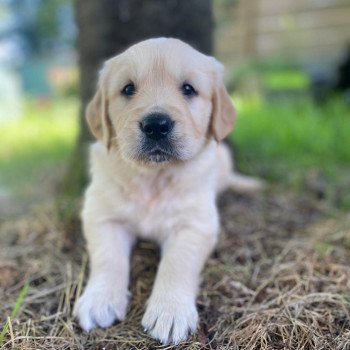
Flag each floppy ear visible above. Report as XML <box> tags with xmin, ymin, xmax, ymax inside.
<box><xmin>210</xmin><ymin>71</ymin><xmax>236</xmax><ymax>142</ymax></box>
<box><xmin>86</xmin><ymin>84</ymin><xmax>114</xmax><ymax>150</ymax></box>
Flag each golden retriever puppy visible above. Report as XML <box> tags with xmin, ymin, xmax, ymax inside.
<box><xmin>73</xmin><ymin>38</ymin><xmax>262</xmax><ymax>344</ymax></box>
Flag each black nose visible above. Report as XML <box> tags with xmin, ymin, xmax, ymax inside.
<box><xmin>140</xmin><ymin>113</ymin><xmax>174</xmax><ymax>140</ymax></box>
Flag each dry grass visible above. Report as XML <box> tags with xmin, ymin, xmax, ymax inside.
<box><xmin>1</xmin><ymin>189</ymin><xmax>350</xmax><ymax>350</ymax></box>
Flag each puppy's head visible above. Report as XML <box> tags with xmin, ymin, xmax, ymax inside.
<box><xmin>87</xmin><ymin>38</ymin><xmax>236</xmax><ymax>166</ymax></box>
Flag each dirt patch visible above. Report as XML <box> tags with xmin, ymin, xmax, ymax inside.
<box><xmin>0</xmin><ymin>189</ymin><xmax>349</xmax><ymax>349</ymax></box>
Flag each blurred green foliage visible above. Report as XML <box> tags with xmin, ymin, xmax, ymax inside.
<box><xmin>227</xmin><ymin>58</ymin><xmax>311</xmax><ymax>93</ymax></box>
<box><xmin>232</xmin><ymin>95</ymin><xmax>350</xmax><ymax>208</ymax></box>
<box><xmin>0</xmin><ymin>98</ymin><xmax>78</xmax><ymax>198</ymax></box>
<box><xmin>262</xmin><ymin>70</ymin><xmax>310</xmax><ymax>90</ymax></box>
<box><xmin>233</xmin><ymin>96</ymin><xmax>350</xmax><ymax>173</ymax></box>
<box><xmin>1</xmin><ymin>94</ymin><xmax>349</xmax><ymax>210</ymax></box>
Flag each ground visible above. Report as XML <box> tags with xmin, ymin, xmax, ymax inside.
<box><xmin>1</xmin><ymin>185</ymin><xmax>349</xmax><ymax>350</ymax></box>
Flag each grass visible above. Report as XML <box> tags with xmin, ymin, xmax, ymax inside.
<box><xmin>0</xmin><ymin>282</ymin><xmax>28</xmax><ymax>344</ymax></box>
<box><xmin>232</xmin><ymin>96</ymin><xmax>350</xmax><ymax>208</ymax></box>
<box><xmin>262</xmin><ymin>70</ymin><xmax>310</xmax><ymax>90</ymax></box>
<box><xmin>0</xmin><ymin>97</ymin><xmax>78</xmax><ymax>201</ymax></box>
<box><xmin>1</xmin><ymin>188</ymin><xmax>349</xmax><ymax>349</ymax></box>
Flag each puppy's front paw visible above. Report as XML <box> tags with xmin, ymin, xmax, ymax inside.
<box><xmin>73</xmin><ymin>282</ymin><xmax>129</xmax><ymax>332</ymax></box>
<box><xmin>141</xmin><ymin>295</ymin><xmax>198</xmax><ymax>344</ymax></box>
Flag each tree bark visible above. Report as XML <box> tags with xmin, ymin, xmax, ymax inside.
<box><xmin>58</xmin><ymin>0</ymin><xmax>213</xmax><ymax>248</ymax></box>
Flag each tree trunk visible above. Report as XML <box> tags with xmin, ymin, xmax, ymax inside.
<box><xmin>58</xmin><ymin>0</ymin><xmax>213</xmax><ymax>248</ymax></box>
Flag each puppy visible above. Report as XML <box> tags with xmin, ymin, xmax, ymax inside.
<box><xmin>73</xmin><ymin>38</ymin><xmax>262</xmax><ymax>344</ymax></box>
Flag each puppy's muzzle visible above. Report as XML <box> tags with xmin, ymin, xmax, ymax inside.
<box><xmin>140</xmin><ymin>113</ymin><xmax>174</xmax><ymax>141</ymax></box>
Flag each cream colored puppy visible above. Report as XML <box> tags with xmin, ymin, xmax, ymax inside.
<box><xmin>74</xmin><ymin>38</ymin><xmax>262</xmax><ymax>344</ymax></box>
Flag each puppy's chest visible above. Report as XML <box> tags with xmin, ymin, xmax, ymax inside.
<box><xmin>116</xmin><ymin>173</ymin><xmax>183</xmax><ymax>237</ymax></box>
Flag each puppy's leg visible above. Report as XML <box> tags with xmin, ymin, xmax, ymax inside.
<box><xmin>74</xmin><ymin>222</ymin><xmax>134</xmax><ymax>331</ymax></box>
<box><xmin>142</xmin><ymin>230</ymin><xmax>217</xmax><ymax>344</ymax></box>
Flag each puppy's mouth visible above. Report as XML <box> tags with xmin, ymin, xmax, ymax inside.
<box><xmin>146</xmin><ymin>147</ymin><xmax>174</xmax><ymax>163</ymax></box>
<box><xmin>137</xmin><ymin>138</ymin><xmax>181</xmax><ymax>164</ymax></box>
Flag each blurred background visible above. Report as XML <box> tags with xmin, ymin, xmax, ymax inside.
<box><xmin>1</xmin><ymin>0</ymin><xmax>350</xmax><ymax>221</ymax></box>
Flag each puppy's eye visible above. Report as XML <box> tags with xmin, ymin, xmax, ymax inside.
<box><xmin>181</xmin><ymin>83</ymin><xmax>197</xmax><ymax>97</ymax></box>
<box><xmin>121</xmin><ymin>83</ymin><xmax>136</xmax><ymax>97</ymax></box>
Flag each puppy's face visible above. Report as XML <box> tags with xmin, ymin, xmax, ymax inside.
<box><xmin>87</xmin><ymin>38</ymin><xmax>235</xmax><ymax>166</ymax></box>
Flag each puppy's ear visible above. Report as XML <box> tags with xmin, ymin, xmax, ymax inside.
<box><xmin>86</xmin><ymin>81</ymin><xmax>113</xmax><ymax>150</ymax></box>
<box><xmin>210</xmin><ymin>61</ymin><xmax>236</xmax><ymax>142</ymax></box>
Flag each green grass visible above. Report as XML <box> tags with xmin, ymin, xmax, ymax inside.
<box><xmin>262</xmin><ymin>70</ymin><xmax>310</xmax><ymax>90</ymax></box>
<box><xmin>0</xmin><ymin>98</ymin><xmax>78</xmax><ymax>198</ymax></box>
<box><xmin>232</xmin><ymin>95</ymin><xmax>350</xmax><ymax>208</ymax></box>
<box><xmin>0</xmin><ymin>281</ymin><xmax>28</xmax><ymax>345</ymax></box>
<box><xmin>231</xmin><ymin>62</ymin><xmax>310</xmax><ymax>92</ymax></box>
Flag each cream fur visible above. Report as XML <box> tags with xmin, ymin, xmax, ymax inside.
<box><xmin>73</xmin><ymin>38</ymin><xmax>263</xmax><ymax>345</ymax></box>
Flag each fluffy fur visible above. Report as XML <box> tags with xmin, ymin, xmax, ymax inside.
<box><xmin>73</xmin><ymin>38</ymin><xmax>262</xmax><ymax>344</ymax></box>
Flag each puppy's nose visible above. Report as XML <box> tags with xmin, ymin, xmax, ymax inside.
<box><xmin>140</xmin><ymin>113</ymin><xmax>174</xmax><ymax>140</ymax></box>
